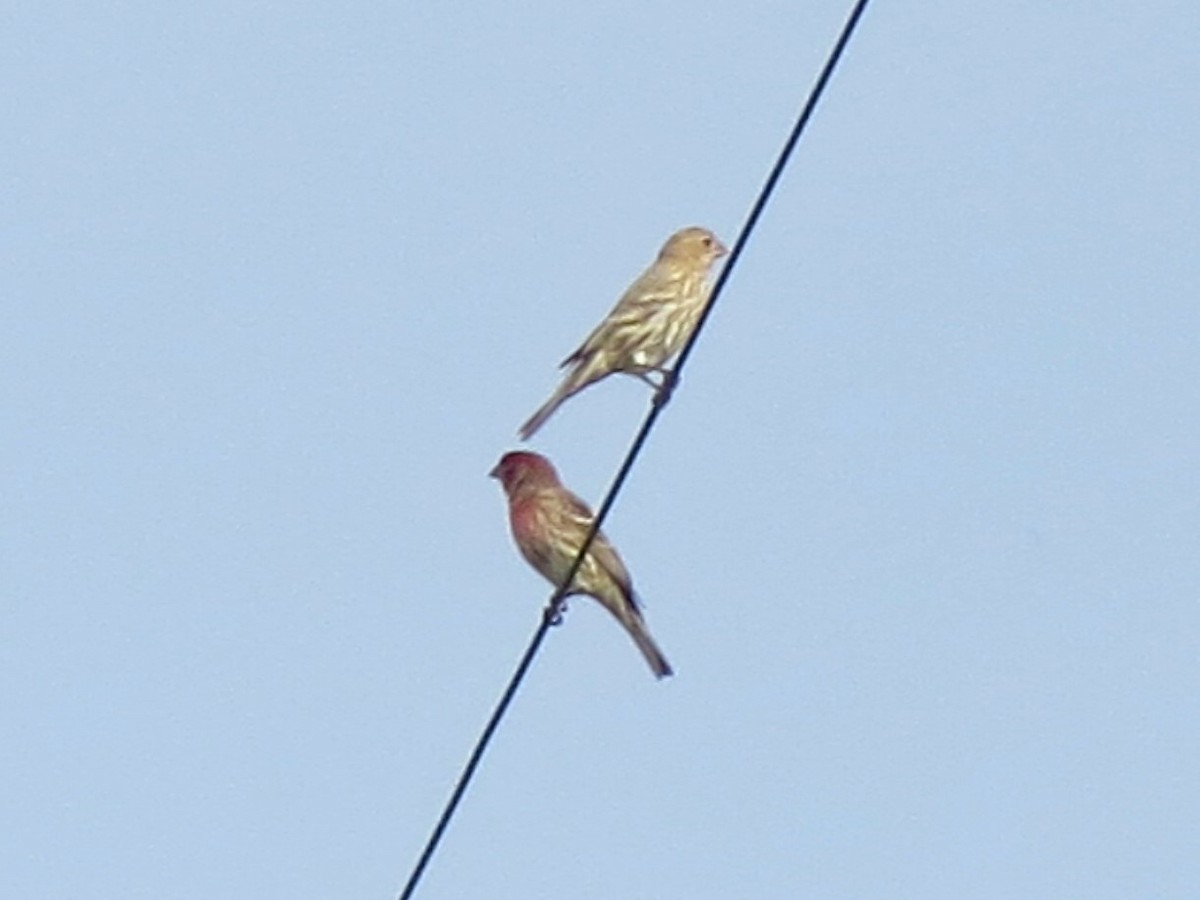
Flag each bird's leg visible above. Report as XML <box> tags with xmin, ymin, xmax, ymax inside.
<box><xmin>651</xmin><ymin>367</ymin><xmax>679</xmax><ymax>409</ymax></box>
<box><xmin>632</xmin><ymin>371</ymin><xmax>663</xmax><ymax>390</ymax></box>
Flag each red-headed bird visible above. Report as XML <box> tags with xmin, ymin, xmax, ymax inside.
<box><xmin>518</xmin><ymin>226</ymin><xmax>727</xmax><ymax>440</ymax></box>
<box><xmin>490</xmin><ymin>450</ymin><xmax>673</xmax><ymax>679</ymax></box>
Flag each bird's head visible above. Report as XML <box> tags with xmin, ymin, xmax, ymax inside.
<box><xmin>659</xmin><ymin>226</ymin><xmax>728</xmax><ymax>269</ymax></box>
<box><xmin>490</xmin><ymin>450</ymin><xmax>560</xmax><ymax>496</ymax></box>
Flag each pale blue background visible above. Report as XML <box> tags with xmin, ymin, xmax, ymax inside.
<box><xmin>4</xmin><ymin>2</ymin><xmax>1199</xmax><ymax>898</ymax></box>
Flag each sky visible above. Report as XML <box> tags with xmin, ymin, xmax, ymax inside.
<box><xmin>4</xmin><ymin>1</ymin><xmax>1199</xmax><ymax>898</ymax></box>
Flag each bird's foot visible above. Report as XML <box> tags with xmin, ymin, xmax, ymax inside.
<box><xmin>543</xmin><ymin>600</ymin><xmax>567</xmax><ymax>627</ymax></box>
<box><xmin>652</xmin><ymin>369</ymin><xmax>679</xmax><ymax>409</ymax></box>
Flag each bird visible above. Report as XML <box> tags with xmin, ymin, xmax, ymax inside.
<box><xmin>490</xmin><ymin>450</ymin><xmax>673</xmax><ymax>679</ymax></box>
<box><xmin>518</xmin><ymin>226</ymin><xmax>727</xmax><ymax>440</ymax></box>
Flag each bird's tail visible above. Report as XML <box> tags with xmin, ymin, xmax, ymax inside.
<box><xmin>625</xmin><ymin>615</ymin><xmax>673</xmax><ymax>680</ymax></box>
<box><xmin>518</xmin><ymin>361</ymin><xmax>600</xmax><ymax>441</ymax></box>
<box><xmin>518</xmin><ymin>386</ymin><xmax>569</xmax><ymax>441</ymax></box>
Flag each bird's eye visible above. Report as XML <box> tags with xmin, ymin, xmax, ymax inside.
<box><xmin>702</xmin><ymin>236</ymin><xmax>712</xmax><ymax>247</ymax></box>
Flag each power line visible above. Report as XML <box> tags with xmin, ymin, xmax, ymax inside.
<box><xmin>397</xmin><ymin>3</ymin><xmax>872</xmax><ymax>896</ymax></box>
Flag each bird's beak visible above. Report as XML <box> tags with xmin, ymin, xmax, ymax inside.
<box><xmin>715</xmin><ymin>239</ymin><xmax>729</xmax><ymax>258</ymax></box>
<box><xmin>488</xmin><ymin>464</ymin><xmax>500</xmax><ymax>479</ymax></box>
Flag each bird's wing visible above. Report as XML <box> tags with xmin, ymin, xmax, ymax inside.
<box><xmin>557</xmin><ymin>492</ymin><xmax>637</xmax><ymax>608</ymax></box>
<box><xmin>560</xmin><ymin>264</ymin><xmax>685</xmax><ymax>367</ymax></box>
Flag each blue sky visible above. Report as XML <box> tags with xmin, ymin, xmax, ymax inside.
<box><xmin>4</xmin><ymin>2</ymin><xmax>1199</xmax><ymax>898</ymax></box>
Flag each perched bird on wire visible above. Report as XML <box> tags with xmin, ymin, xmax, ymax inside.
<box><xmin>518</xmin><ymin>226</ymin><xmax>728</xmax><ymax>440</ymax></box>
<box><xmin>490</xmin><ymin>450</ymin><xmax>673</xmax><ymax>680</ymax></box>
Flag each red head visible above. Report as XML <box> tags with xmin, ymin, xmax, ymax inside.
<box><xmin>489</xmin><ymin>450</ymin><xmax>562</xmax><ymax>497</ymax></box>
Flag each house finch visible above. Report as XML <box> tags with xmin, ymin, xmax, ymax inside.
<box><xmin>490</xmin><ymin>450</ymin><xmax>673</xmax><ymax>680</ymax></box>
<box><xmin>518</xmin><ymin>226</ymin><xmax>728</xmax><ymax>440</ymax></box>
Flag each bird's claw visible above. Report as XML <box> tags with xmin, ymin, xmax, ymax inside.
<box><xmin>652</xmin><ymin>369</ymin><xmax>679</xmax><ymax>409</ymax></box>
<box><xmin>543</xmin><ymin>601</ymin><xmax>567</xmax><ymax>626</ymax></box>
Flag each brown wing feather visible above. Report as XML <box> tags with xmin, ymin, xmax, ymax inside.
<box><xmin>562</xmin><ymin>263</ymin><xmax>686</xmax><ymax>367</ymax></box>
<box><xmin>555</xmin><ymin>491</ymin><xmax>635</xmax><ymax>608</ymax></box>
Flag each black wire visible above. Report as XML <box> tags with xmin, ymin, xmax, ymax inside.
<box><xmin>397</xmin><ymin>3</ymin><xmax>871</xmax><ymax>896</ymax></box>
